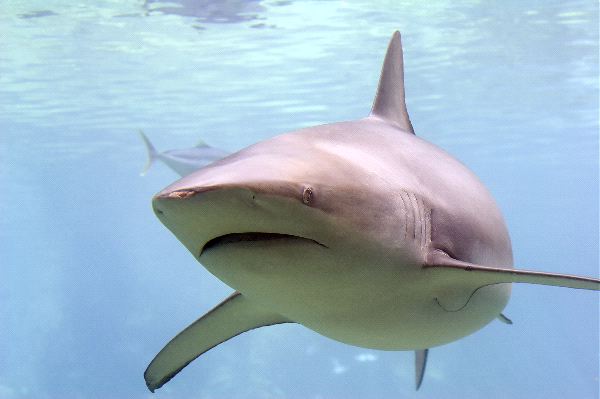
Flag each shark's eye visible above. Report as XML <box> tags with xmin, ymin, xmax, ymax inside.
<box><xmin>302</xmin><ymin>186</ymin><xmax>314</xmax><ymax>205</ymax></box>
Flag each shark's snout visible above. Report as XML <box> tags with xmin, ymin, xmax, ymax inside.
<box><xmin>151</xmin><ymin>168</ymin><xmax>329</xmax><ymax>262</ymax></box>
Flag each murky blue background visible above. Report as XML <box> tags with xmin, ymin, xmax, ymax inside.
<box><xmin>1</xmin><ymin>1</ymin><xmax>598</xmax><ymax>398</ymax></box>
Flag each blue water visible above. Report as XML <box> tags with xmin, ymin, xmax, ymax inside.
<box><xmin>1</xmin><ymin>1</ymin><xmax>598</xmax><ymax>398</ymax></box>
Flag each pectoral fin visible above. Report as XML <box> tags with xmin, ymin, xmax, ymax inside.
<box><xmin>497</xmin><ymin>313</ymin><xmax>513</xmax><ymax>325</ymax></box>
<box><xmin>144</xmin><ymin>292</ymin><xmax>290</xmax><ymax>392</ymax></box>
<box><xmin>425</xmin><ymin>251</ymin><xmax>600</xmax><ymax>291</ymax></box>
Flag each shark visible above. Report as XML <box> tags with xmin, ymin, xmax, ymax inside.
<box><xmin>144</xmin><ymin>31</ymin><xmax>600</xmax><ymax>392</ymax></box>
<box><xmin>139</xmin><ymin>130</ymin><xmax>230</xmax><ymax>176</ymax></box>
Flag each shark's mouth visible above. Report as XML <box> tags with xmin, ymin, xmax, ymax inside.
<box><xmin>200</xmin><ymin>232</ymin><xmax>327</xmax><ymax>256</ymax></box>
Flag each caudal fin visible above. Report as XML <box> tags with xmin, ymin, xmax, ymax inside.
<box><xmin>139</xmin><ymin>130</ymin><xmax>158</xmax><ymax>176</ymax></box>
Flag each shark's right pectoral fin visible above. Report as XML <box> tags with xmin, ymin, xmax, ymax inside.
<box><xmin>144</xmin><ymin>291</ymin><xmax>290</xmax><ymax>392</ymax></box>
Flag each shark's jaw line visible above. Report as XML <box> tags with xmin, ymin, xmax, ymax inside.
<box><xmin>200</xmin><ymin>232</ymin><xmax>328</xmax><ymax>256</ymax></box>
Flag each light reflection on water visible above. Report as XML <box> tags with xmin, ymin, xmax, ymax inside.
<box><xmin>1</xmin><ymin>3</ymin><xmax>597</xmax><ymax>170</ymax></box>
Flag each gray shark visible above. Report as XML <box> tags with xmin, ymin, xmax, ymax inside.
<box><xmin>144</xmin><ymin>31</ymin><xmax>599</xmax><ymax>392</ymax></box>
<box><xmin>139</xmin><ymin>130</ymin><xmax>229</xmax><ymax>176</ymax></box>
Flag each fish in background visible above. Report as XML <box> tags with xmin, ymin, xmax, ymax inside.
<box><xmin>139</xmin><ymin>130</ymin><xmax>230</xmax><ymax>177</ymax></box>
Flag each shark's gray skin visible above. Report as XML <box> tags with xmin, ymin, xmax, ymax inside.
<box><xmin>144</xmin><ymin>32</ymin><xmax>600</xmax><ymax>392</ymax></box>
<box><xmin>139</xmin><ymin>130</ymin><xmax>230</xmax><ymax>177</ymax></box>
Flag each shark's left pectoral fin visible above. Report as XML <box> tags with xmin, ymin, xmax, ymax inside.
<box><xmin>414</xmin><ymin>349</ymin><xmax>428</xmax><ymax>390</ymax></box>
<box><xmin>425</xmin><ymin>251</ymin><xmax>600</xmax><ymax>291</ymax></box>
<box><xmin>144</xmin><ymin>292</ymin><xmax>290</xmax><ymax>392</ymax></box>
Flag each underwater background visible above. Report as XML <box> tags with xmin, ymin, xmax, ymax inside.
<box><xmin>1</xmin><ymin>1</ymin><xmax>598</xmax><ymax>398</ymax></box>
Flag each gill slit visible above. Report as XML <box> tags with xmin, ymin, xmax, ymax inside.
<box><xmin>399</xmin><ymin>190</ymin><xmax>432</xmax><ymax>249</ymax></box>
<box><xmin>408</xmin><ymin>192</ymin><xmax>418</xmax><ymax>240</ymax></box>
<box><xmin>399</xmin><ymin>191</ymin><xmax>409</xmax><ymax>240</ymax></box>
<box><xmin>418</xmin><ymin>195</ymin><xmax>425</xmax><ymax>249</ymax></box>
<box><xmin>423</xmin><ymin>198</ymin><xmax>431</xmax><ymax>250</ymax></box>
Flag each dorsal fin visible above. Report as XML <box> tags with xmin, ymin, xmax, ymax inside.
<box><xmin>369</xmin><ymin>31</ymin><xmax>414</xmax><ymax>134</ymax></box>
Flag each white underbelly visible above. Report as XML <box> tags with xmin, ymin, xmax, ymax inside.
<box><xmin>200</xmin><ymin>240</ymin><xmax>511</xmax><ymax>350</ymax></box>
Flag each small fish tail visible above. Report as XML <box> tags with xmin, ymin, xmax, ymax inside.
<box><xmin>139</xmin><ymin>130</ymin><xmax>158</xmax><ymax>176</ymax></box>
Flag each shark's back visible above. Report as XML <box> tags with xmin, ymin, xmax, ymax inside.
<box><xmin>279</xmin><ymin>116</ymin><xmax>513</xmax><ymax>269</ymax></box>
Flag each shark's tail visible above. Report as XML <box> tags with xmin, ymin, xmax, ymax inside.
<box><xmin>139</xmin><ymin>130</ymin><xmax>158</xmax><ymax>176</ymax></box>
